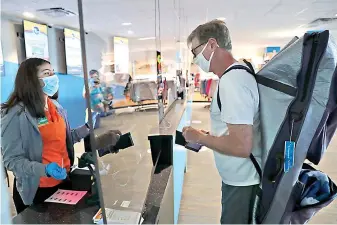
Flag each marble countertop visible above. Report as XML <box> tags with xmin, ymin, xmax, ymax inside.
<box><xmin>12</xmin><ymin>193</ymin><xmax>99</xmax><ymax>224</ymax></box>
<box><xmin>142</xmin><ymin>165</ymin><xmax>172</xmax><ymax>224</ymax></box>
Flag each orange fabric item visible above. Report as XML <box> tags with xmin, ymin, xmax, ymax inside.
<box><xmin>39</xmin><ymin>98</ymin><xmax>70</xmax><ymax>188</ymax></box>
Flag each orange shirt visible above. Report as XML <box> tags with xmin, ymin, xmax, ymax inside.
<box><xmin>39</xmin><ymin>98</ymin><xmax>70</xmax><ymax>188</ymax></box>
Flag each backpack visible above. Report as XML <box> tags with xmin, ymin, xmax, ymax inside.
<box><xmin>217</xmin><ymin>30</ymin><xmax>337</xmax><ymax>224</ymax></box>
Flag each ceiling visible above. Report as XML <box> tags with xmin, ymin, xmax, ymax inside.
<box><xmin>1</xmin><ymin>0</ymin><xmax>337</xmax><ymax>58</ymax></box>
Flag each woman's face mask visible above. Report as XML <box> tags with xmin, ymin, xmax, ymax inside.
<box><xmin>40</xmin><ymin>75</ymin><xmax>59</xmax><ymax>97</ymax></box>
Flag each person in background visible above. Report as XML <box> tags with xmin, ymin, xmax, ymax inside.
<box><xmin>99</xmin><ymin>74</ymin><xmax>114</xmax><ymax>113</ymax></box>
<box><xmin>89</xmin><ymin>77</ymin><xmax>112</xmax><ymax>117</ymax></box>
<box><xmin>89</xmin><ymin>69</ymin><xmax>99</xmax><ymax>86</ymax></box>
<box><xmin>183</xmin><ymin>20</ymin><xmax>261</xmax><ymax>224</ymax></box>
<box><xmin>124</xmin><ymin>75</ymin><xmax>132</xmax><ymax>98</ymax></box>
<box><xmin>194</xmin><ymin>72</ymin><xmax>200</xmax><ymax>90</ymax></box>
<box><xmin>1</xmin><ymin>58</ymin><xmax>90</xmax><ymax>214</ymax></box>
<box><xmin>83</xmin><ymin>70</ymin><xmax>113</xmax><ymax>129</ymax></box>
<box><xmin>1</xmin><ymin>157</ymin><xmax>11</xmax><ymax>224</ymax></box>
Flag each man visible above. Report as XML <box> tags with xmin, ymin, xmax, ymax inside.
<box><xmin>183</xmin><ymin>20</ymin><xmax>262</xmax><ymax>224</ymax></box>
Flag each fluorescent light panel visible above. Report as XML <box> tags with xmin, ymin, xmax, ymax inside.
<box><xmin>138</xmin><ymin>37</ymin><xmax>156</xmax><ymax>40</ymax></box>
<box><xmin>23</xmin><ymin>12</ymin><xmax>35</xmax><ymax>18</ymax></box>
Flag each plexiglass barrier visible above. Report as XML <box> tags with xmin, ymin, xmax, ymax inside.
<box><xmin>78</xmin><ymin>0</ymin><xmax>161</xmax><ymax>223</ymax></box>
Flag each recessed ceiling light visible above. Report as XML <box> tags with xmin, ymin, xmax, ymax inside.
<box><xmin>23</xmin><ymin>12</ymin><xmax>35</xmax><ymax>18</ymax></box>
<box><xmin>122</xmin><ymin>22</ymin><xmax>132</xmax><ymax>26</ymax></box>
<box><xmin>138</xmin><ymin>37</ymin><xmax>156</xmax><ymax>40</ymax></box>
<box><xmin>217</xmin><ymin>17</ymin><xmax>226</xmax><ymax>21</ymax></box>
<box><xmin>127</xmin><ymin>30</ymin><xmax>134</xmax><ymax>35</ymax></box>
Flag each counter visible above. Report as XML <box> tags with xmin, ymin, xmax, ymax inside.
<box><xmin>12</xmin><ymin>193</ymin><xmax>99</xmax><ymax>224</ymax></box>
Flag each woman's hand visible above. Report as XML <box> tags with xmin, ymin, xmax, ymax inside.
<box><xmin>95</xmin><ymin>130</ymin><xmax>122</xmax><ymax>150</ymax></box>
<box><xmin>45</xmin><ymin>162</ymin><xmax>67</xmax><ymax>180</ymax></box>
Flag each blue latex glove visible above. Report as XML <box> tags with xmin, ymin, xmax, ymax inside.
<box><xmin>45</xmin><ymin>162</ymin><xmax>67</xmax><ymax>180</ymax></box>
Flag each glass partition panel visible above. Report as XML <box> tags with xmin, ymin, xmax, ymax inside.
<box><xmin>157</xmin><ymin>0</ymin><xmax>179</xmax><ymax>121</ymax></box>
<box><xmin>1</xmin><ymin>1</ymin><xmax>97</xmax><ymax>224</ymax></box>
<box><xmin>156</xmin><ymin>0</ymin><xmax>190</xmax><ymax>125</ymax></box>
<box><xmin>79</xmin><ymin>0</ymin><xmax>160</xmax><ymax>223</ymax></box>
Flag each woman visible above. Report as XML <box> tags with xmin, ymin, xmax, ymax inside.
<box><xmin>1</xmin><ymin>58</ymin><xmax>90</xmax><ymax>213</ymax></box>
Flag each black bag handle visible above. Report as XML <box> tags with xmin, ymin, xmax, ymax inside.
<box><xmin>217</xmin><ymin>62</ymin><xmax>262</xmax><ymax>179</ymax></box>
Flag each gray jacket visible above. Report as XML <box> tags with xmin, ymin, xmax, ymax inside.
<box><xmin>1</xmin><ymin>100</ymin><xmax>89</xmax><ymax>205</ymax></box>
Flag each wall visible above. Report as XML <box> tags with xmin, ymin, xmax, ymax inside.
<box><xmin>14</xmin><ymin>23</ymin><xmax>26</xmax><ymax>63</ymax></box>
<box><xmin>0</xmin><ymin>18</ymin><xmax>86</xmax><ymax>128</ymax></box>
<box><xmin>1</xmin><ymin>18</ymin><xmax>19</xmax><ymax>103</ymax></box>
<box><xmin>48</xmin><ymin>27</ymin><xmax>67</xmax><ymax>74</ymax></box>
<box><xmin>85</xmin><ymin>32</ymin><xmax>107</xmax><ymax>71</ymax></box>
<box><xmin>57</xmin><ymin>74</ymin><xmax>86</xmax><ymax>128</ymax></box>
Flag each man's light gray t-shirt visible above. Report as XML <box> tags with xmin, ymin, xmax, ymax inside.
<box><xmin>210</xmin><ymin>63</ymin><xmax>262</xmax><ymax>186</ymax></box>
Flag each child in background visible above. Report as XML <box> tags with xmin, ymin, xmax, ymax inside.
<box><xmin>91</xmin><ymin>69</ymin><xmax>114</xmax><ymax>112</ymax></box>
<box><xmin>89</xmin><ymin>70</ymin><xmax>99</xmax><ymax>85</ymax></box>
<box><xmin>90</xmin><ymin>77</ymin><xmax>113</xmax><ymax>117</ymax></box>
<box><xmin>84</xmin><ymin>70</ymin><xmax>114</xmax><ymax>129</ymax></box>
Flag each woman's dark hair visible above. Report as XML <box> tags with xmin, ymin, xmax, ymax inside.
<box><xmin>2</xmin><ymin>58</ymin><xmax>50</xmax><ymax>118</ymax></box>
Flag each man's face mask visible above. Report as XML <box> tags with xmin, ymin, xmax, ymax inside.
<box><xmin>193</xmin><ymin>42</ymin><xmax>216</xmax><ymax>73</ymax></box>
<box><xmin>40</xmin><ymin>75</ymin><xmax>59</xmax><ymax>97</ymax></box>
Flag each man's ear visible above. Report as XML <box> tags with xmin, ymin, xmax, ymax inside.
<box><xmin>209</xmin><ymin>38</ymin><xmax>218</xmax><ymax>50</ymax></box>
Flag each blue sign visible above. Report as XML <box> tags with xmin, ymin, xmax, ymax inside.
<box><xmin>266</xmin><ymin>47</ymin><xmax>281</xmax><ymax>53</ymax></box>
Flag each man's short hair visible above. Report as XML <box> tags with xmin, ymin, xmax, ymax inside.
<box><xmin>187</xmin><ymin>20</ymin><xmax>232</xmax><ymax>51</ymax></box>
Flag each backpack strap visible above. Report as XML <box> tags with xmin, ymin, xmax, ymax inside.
<box><xmin>216</xmin><ymin>62</ymin><xmax>262</xmax><ymax>179</ymax></box>
<box><xmin>216</xmin><ymin>64</ymin><xmax>255</xmax><ymax>111</ymax></box>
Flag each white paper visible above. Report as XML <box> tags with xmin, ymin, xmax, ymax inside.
<box><xmin>71</xmin><ymin>164</ymin><xmax>95</xmax><ymax>173</ymax></box>
<box><xmin>94</xmin><ymin>208</ymin><xmax>141</xmax><ymax>224</ymax></box>
<box><xmin>106</xmin><ymin>209</ymin><xmax>141</xmax><ymax>224</ymax></box>
<box><xmin>192</xmin><ymin>120</ymin><xmax>202</xmax><ymax>124</ymax></box>
<box><xmin>121</xmin><ymin>201</ymin><xmax>130</xmax><ymax>208</ymax></box>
